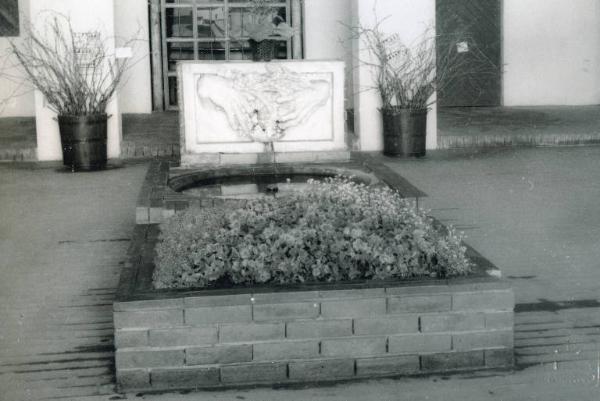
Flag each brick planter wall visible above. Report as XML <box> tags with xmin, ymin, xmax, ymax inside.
<box><xmin>115</xmin><ymin>280</ymin><xmax>514</xmax><ymax>391</ymax></box>
<box><xmin>116</xmin><ymin>160</ymin><xmax>513</xmax><ymax>392</ymax></box>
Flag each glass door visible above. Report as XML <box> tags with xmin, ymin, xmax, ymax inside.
<box><xmin>161</xmin><ymin>0</ymin><xmax>292</xmax><ymax>108</ymax></box>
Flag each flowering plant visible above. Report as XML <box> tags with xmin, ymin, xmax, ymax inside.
<box><xmin>246</xmin><ymin>0</ymin><xmax>294</xmax><ymax>42</ymax></box>
<box><xmin>153</xmin><ymin>177</ymin><xmax>472</xmax><ymax>289</ymax></box>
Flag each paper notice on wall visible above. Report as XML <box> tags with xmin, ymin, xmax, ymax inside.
<box><xmin>116</xmin><ymin>47</ymin><xmax>133</xmax><ymax>59</ymax></box>
<box><xmin>456</xmin><ymin>41</ymin><xmax>469</xmax><ymax>53</ymax></box>
<box><xmin>73</xmin><ymin>31</ymin><xmax>103</xmax><ymax>68</ymax></box>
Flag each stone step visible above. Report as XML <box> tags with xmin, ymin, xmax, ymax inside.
<box><xmin>514</xmin><ymin>327</ymin><xmax>600</xmax><ymax>340</ymax></box>
<box><xmin>515</xmin><ymin>341</ymin><xmax>600</xmax><ymax>355</ymax></box>
<box><xmin>514</xmin><ymin>322</ymin><xmax>571</xmax><ymax>332</ymax></box>
<box><xmin>0</xmin><ymin>356</ymin><xmax>114</xmax><ymax>375</ymax></box>
<box><xmin>516</xmin><ymin>349</ymin><xmax>600</xmax><ymax>365</ymax></box>
<box><xmin>439</xmin><ymin>133</ymin><xmax>600</xmax><ymax>149</ymax></box>
<box><xmin>0</xmin><ymin>382</ymin><xmax>115</xmax><ymax>401</ymax></box>
<box><xmin>0</xmin><ymin>147</ymin><xmax>37</xmax><ymax>161</ymax></box>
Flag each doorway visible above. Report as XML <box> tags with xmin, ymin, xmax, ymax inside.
<box><xmin>156</xmin><ymin>0</ymin><xmax>295</xmax><ymax>109</ymax></box>
<box><xmin>436</xmin><ymin>0</ymin><xmax>503</xmax><ymax>107</ymax></box>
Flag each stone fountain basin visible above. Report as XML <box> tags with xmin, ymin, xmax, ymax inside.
<box><xmin>119</xmin><ymin>158</ymin><xmax>514</xmax><ymax>392</ymax></box>
<box><xmin>136</xmin><ymin>161</ymin><xmax>387</xmax><ymax>225</ymax></box>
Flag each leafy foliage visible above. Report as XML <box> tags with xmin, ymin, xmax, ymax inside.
<box><xmin>246</xmin><ymin>0</ymin><xmax>293</xmax><ymax>42</ymax></box>
<box><xmin>153</xmin><ymin>178</ymin><xmax>472</xmax><ymax>289</ymax></box>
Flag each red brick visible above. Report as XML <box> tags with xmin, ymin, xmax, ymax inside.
<box><xmin>321</xmin><ymin>337</ymin><xmax>387</xmax><ymax>358</ymax></box>
<box><xmin>485</xmin><ymin>348</ymin><xmax>514</xmax><ymax>367</ymax></box>
<box><xmin>253</xmin><ymin>302</ymin><xmax>320</xmax><ymax>321</ymax></box>
<box><xmin>448</xmin><ymin>281</ymin><xmax>511</xmax><ymax>293</ymax></box>
<box><xmin>253</xmin><ymin>340</ymin><xmax>319</xmax><ymax>361</ymax></box>
<box><xmin>319</xmin><ymin>288</ymin><xmax>385</xmax><ymax>300</ymax></box>
<box><xmin>186</xmin><ymin>344</ymin><xmax>252</xmax><ymax>365</ymax></box>
<box><xmin>356</xmin><ymin>355</ymin><xmax>420</xmax><ymax>376</ymax></box>
<box><xmin>485</xmin><ymin>311</ymin><xmax>514</xmax><ymax>329</ymax></box>
<box><xmin>151</xmin><ymin>366</ymin><xmax>220</xmax><ymax>389</ymax></box>
<box><xmin>117</xmin><ymin>369</ymin><xmax>150</xmax><ymax>390</ymax></box>
<box><xmin>116</xmin><ymin>349</ymin><xmax>184</xmax><ymax>369</ymax></box>
<box><xmin>219</xmin><ymin>322</ymin><xmax>285</xmax><ymax>343</ymax></box>
<box><xmin>388</xmin><ymin>334</ymin><xmax>451</xmax><ymax>354</ymax></box>
<box><xmin>184</xmin><ymin>293</ymin><xmax>251</xmax><ymax>307</ymax></box>
<box><xmin>149</xmin><ymin>326</ymin><xmax>217</xmax><ymax>347</ymax></box>
<box><xmin>220</xmin><ymin>362</ymin><xmax>287</xmax><ymax>383</ymax></box>
<box><xmin>421</xmin><ymin>351</ymin><xmax>484</xmax><ymax>371</ymax></box>
<box><xmin>452</xmin><ymin>290</ymin><xmax>514</xmax><ymax>311</ymax></box>
<box><xmin>385</xmin><ymin>285</ymin><xmax>451</xmax><ymax>296</ymax></box>
<box><xmin>452</xmin><ymin>330</ymin><xmax>513</xmax><ymax>351</ymax></box>
<box><xmin>114</xmin><ymin>298</ymin><xmax>183</xmax><ymax>311</ymax></box>
<box><xmin>114</xmin><ymin>309</ymin><xmax>183</xmax><ymax>329</ymax></box>
<box><xmin>115</xmin><ymin>329</ymin><xmax>148</xmax><ymax>348</ymax></box>
<box><xmin>288</xmin><ymin>359</ymin><xmax>355</xmax><ymax>381</ymax></box>
<box><xmin>185</xmin><ymin>305</ymin><xmax>251</xmax><ymax>325</ymax></box>
<box><xmin>321</xmin><ymin>298</ymin><xmax>386</xmax><ymax>318</ymax></box>
<box><xmin>354</xmin><ymin>315</ymin><xmax>418</xmax><ymax>335</ymax></box>
<box><xmin>251</xmin><ymin>291</ymin><xmax>320</xmax><ymax>304</ymax></box>
<box><xmin>420</xmin><ymin>313</ymin><xmax>485</xmax><ymax>332</ymax></box>
<box><xmin>387</xmin><ymin>295</ymin><xmax>452</xmax><ymax>314</ymax></box>
<box><xmin>286</xmin><ymin>319</ymin><xmax>352</xmax><ymax>339</ymax></box>
<box><xmin>149</xmin><ymin>207</ymin><xmax>163</xmax><ymax>223</ymax></box>
<box><xmin>135</xmin><ymin>207</ymin><xmax>149</xmax><ymax>223</ymax></box>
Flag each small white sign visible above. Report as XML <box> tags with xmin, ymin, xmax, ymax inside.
<box><xmin>456</xmin><ymin>41</ymin><xmax>469</xmax><ymax>53</ymax></box>
<box><xmin>115</xmin><ymin>47</ymin><xmax>133</xmax><ymax>59</ymax></box>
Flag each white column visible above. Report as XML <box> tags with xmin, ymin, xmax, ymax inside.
<box><xmin>352</xmin><ymin>0</ymin><xmax>437</xmax><ymax>151</ymax></box>
<box><xmin>30</xmin><ymin>0</ymin><xmax>121</xmax><ymax>161</ymax></box>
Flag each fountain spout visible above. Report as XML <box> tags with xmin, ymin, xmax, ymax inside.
<box><xmin>258</xmin><ymin>141</ymin><xmax>276</xmax><ymax>165</ymax></box>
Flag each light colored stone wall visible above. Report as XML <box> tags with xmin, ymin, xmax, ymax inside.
<box><xmin>503</xmin><ymin>0</ymin><xmax>600</xmax><ymax>106</ymax></box>
<box><xmin>114</xmin><ymin>0</ymin><xmax>152</xmax><ymax>114</ymax></box>
<box><xmin>0</xmin><ymin>0</ymin><xmax>34</xmax><ymax>117</ymax></box>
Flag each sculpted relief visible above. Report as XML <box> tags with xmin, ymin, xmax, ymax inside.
<box><xmin>196</xmin><ymin>66</ymin><xmax>331</xmax><ymax>143</ymax></box>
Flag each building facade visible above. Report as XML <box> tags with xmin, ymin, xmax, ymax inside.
<box><xmin>1</xmin><ymin>0</ymin><xmax>599</xmax><ymax>158</ymax></box>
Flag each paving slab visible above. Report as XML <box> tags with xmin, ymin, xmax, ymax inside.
<box><xmin>0</xmin><ymin>147</ymin><xmax>599</xmax><ymax>400</ymax></box>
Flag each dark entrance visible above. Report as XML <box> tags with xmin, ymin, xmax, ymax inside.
<box><xmin>436</xmin><ymin>0</ymin><xmax>502</xmax><ymax>107</ymax></box>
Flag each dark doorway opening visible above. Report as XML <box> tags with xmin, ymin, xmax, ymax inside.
<box><xmin>436</xmin><ymin>0</ymin><xmax>502</xmax><ymax>107</ymax></box>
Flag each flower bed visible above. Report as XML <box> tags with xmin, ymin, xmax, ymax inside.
<box><xmin>154</xmin><ymin>178</ymin><xmax>471</xmax><ymax>289</ymax></box>
<box><xmin>114</xmin><ymin>160</ymin><xmax>514</xmax><ymax>393</ymax></box>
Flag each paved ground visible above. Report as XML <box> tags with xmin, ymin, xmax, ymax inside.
<box><xmin>0</xmin><ymin>161</ymin><xmax>148</xmax><ymax>400</ymax></box>
<box><xmin>0</xmin><ymin>146</ymin><xmax>599</xmax><ymax>400</ymax></box>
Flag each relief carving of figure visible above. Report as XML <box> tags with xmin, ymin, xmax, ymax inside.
<box><xmin>196</xmin><ymin>66</ymin><xmax>330</xmax><ymax>143</ymax></box>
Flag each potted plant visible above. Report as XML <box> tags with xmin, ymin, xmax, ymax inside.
<box><xmin>246</xmin><ymin>0</ymin><xmax>294</xmax><ymax>61</ymax></box>
<box><xmin>7</xmin><ymin>14</ymin><xmax>129</xmax><ymax>171</ymax></box>
<box><xmin>351</xmin><ymin>17</ymin><xmax>494</xmax><ymax>157</ymax></box>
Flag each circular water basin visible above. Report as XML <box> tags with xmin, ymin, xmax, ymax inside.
<box><xmin>169</xmin><ymin>166</ymin><xmax>379</xmax><ymax>200</ymax></box>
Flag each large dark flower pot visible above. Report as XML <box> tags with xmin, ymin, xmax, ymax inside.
<box><xmin>249</xmin><ymin>39</ymin><xmax>276</xmax><ymax>61</ymax></box>
<box><xmin>381</xmin><ymin>107</ymin><xmax>427</xmax><ymax>157</ymax></box>
<box><xmin>58</xmin><ymin>114</ymin><xmax>108</xmax><ymax>171</ymax></box>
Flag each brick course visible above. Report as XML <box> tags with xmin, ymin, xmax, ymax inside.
<box><xmin>115</xmin><ymin>279</ymin><xmax>514</xmax><ymax>391</ymax></box>
<box><xmin>286</xmin><ymin>319</ymin><xmax>352</xmax><ymax>339</ymax></box>
<box><xmin>186</xmin><ymin>344</ymin><xmax>252</xmax><ymax>365</ymax></box>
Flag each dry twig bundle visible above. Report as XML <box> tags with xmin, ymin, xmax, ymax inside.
<box><xmin>348</xmin><ymin>15</ymin><xmax>498</xmax><ymax>110</ymax></box>
<box><xmin>7</xmin><ymin>13</ymin><xmax>130</xmax><ymax>116</ymax></box>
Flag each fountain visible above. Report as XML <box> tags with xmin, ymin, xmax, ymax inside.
<box><xmin>177</xmin><ymin>60</ymin><xmax>348</xmax><ymax>167</ymax></box>
<box><xmin>118</xmin><ymin>60</ymin><xmax>515</xmax><ymax>393</ymax></box>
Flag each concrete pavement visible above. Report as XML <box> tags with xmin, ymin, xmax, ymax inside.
<box><xmin>0</xmin><ymin>146</ymin><xmax>599</xmax><ymax>400</ymax></box>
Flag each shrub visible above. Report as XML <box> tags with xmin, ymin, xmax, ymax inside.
<box><xmin>153</xmin><ymin>177</ymin><xmax>472</xmax><ymax>289</ymax></box>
